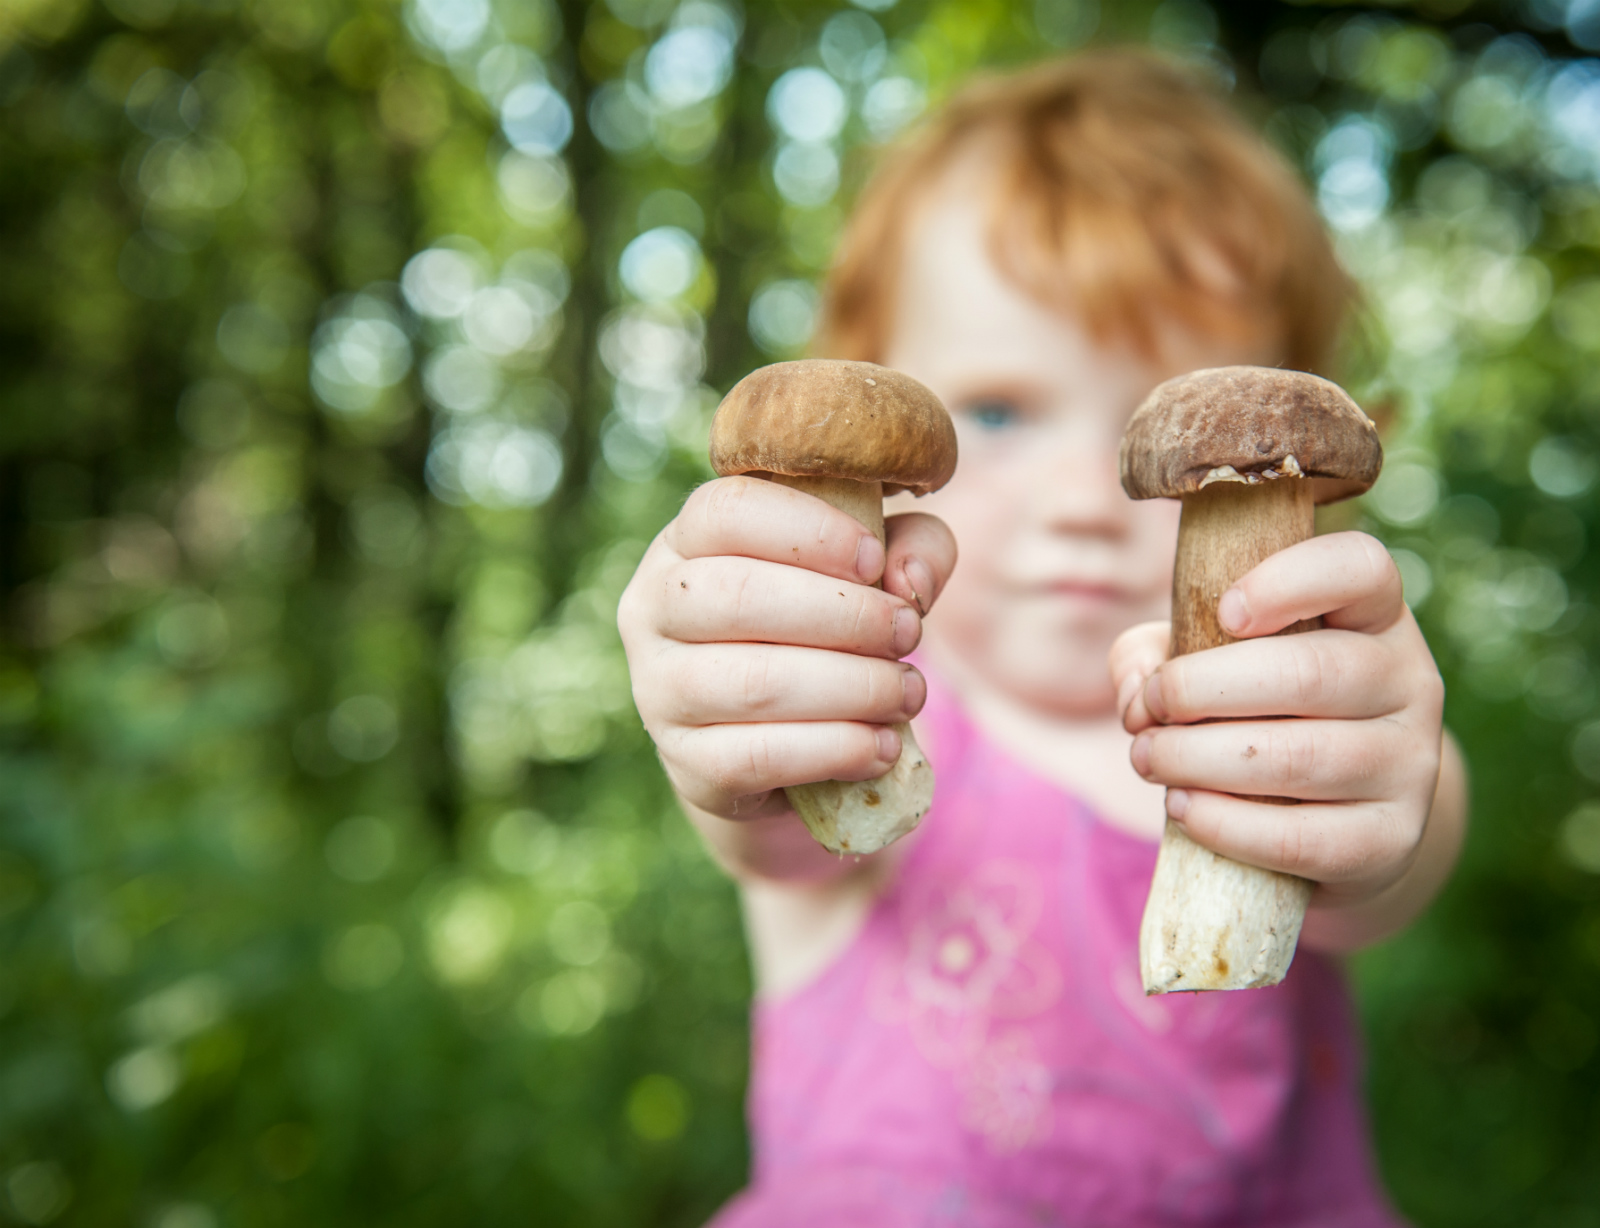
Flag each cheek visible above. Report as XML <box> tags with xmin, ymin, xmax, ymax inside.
<box><xmin>1131</xmin><ymin>493</ymin><xmax>1181</xmax><ymax>533</ymax></box>
<box><xmin>913</xmin><ymin>473</ymin><xmax>1018</xmax><ymax>577</ymax></box>
<box><xmin>915</xmin><ymin>490</ymin><xmax>1012</xmax><ymax>645</ymax></box>
<box><xmin>1128</xmin><ymin>500</ymin><xmax>1182</xmax><ymax>574</ymax></box>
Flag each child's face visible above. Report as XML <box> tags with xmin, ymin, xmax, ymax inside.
<box><xmin>883</xmin><ymin>183</ymin><xmax>1278</xmax><ymax>718</ymax></box>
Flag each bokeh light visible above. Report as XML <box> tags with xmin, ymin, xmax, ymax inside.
<box><xmin>4</xmin><ymin>0</ymin><xmax>1600</xmax><ymax>1223</ymax></box>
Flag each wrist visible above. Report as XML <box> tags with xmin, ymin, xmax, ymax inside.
<box><xmin>680</xmin><ymin>795</ymin><xmax>867</xmax><ymax>884</ymax></box>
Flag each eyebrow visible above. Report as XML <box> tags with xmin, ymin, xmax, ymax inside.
<box><xmin>942</xmin><ymin>377</ymin><xmax>1057</xmax><ymax>406</ymax></box>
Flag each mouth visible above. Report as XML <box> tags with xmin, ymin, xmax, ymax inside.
<box><xmin>1040</xmin><ymin>580</ymin><xmax>1129</xmax><ymax>603</ymax></box>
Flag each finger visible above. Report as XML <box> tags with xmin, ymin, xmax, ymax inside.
<box><xmin>882</xmin><ymin>512</ymin><xmax>958</xmax><ymax>615</ymax></box>
<box><xmin>654</xmin><ymin>643</ymin><xmax>925</xmax><ymax>726</ymax></box>
<box><xmin>663</xmin><ymin>720</ymin><xmax>903</xmax><ymax>812</ymax></box>
<box><xmin>617</xmin><ymin>529</ymin><xmax>682</xmax><ymax>646</ymax></box>
<box><xmin>1218</xmin><ymin>533</ymin><xmax>1405</xmax><ymax>639</ymax></box>
<box><xmin>1130</xmin><ymin>718</ymin><xmax>1406</xmax><ymax>802</ymax></box>
<box><xmin>669</xmin><ymin>476</ymin><xmax>885</xmax><ymax>585</ymax></box>
<box><xmin>1143</xmin><ymin>630</ymin><xmax>1407</xmax><ymax>724</ymax></box>
<box><xmin>1163</xmin><ymin>789</ymin><xmax>1417</xmax><ymax>891</ymax></box>
<box><xmin>1110</xmin><ymin>621</ymin><xmax>1170</xmax><ymax>731</ymax></box>
<box><xmin>658</xmin><ymin>556</ymin><xmax>920</xmax><ymax>658</ymax></box>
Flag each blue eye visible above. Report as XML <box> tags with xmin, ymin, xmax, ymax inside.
<box><xmin>967</xmin><ymin>401</ymin><xmax>1021</xmax><ymax>430</ymax></box>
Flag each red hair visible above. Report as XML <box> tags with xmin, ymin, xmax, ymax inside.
<box><xmin>818</xmin><ymin>49</ymin><xmax>1353</xmax><ymax>374</ymax></box>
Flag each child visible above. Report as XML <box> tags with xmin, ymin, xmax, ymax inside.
<box><xmin>618</xmin><ymin>49</ymin><xmax>1466</xmax><ymax>1226</ymax></box>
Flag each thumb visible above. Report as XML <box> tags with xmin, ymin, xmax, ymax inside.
<box><xmin>1110</xmin><ymin>620</ymin><xmax>1170</xmax><ymax>732</ymax></box>
<box><xmin>883</xmin><ymin>511</ymin><xmax>958</xmax><ymax>615</ymax></box>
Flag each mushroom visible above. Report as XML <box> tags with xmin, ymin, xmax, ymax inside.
<box><xmin>1120</xmin><ymin>366</ymin><xmax>1383</xmax><ymax>994</ymax></box>
<box><xmin>709</xmin><ymin>359</ymin><xmax>958</xmax><ymax>855</ymax></box>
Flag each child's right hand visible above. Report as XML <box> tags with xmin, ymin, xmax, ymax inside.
<box><xmin>617</xmin><ymin>476</ymin><xmax>957</xmax><ymax>826</ymax></box>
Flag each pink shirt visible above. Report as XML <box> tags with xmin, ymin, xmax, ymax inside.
<box><xmin>712</xmin><ymin>672</ymin><xmax>1406</xmax><ymax>1227</ymax></box>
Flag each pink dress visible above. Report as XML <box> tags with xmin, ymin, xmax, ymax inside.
<box><xmin>711</xmin><ymin>671</ymin><xmax>1406</xmax><ymax>1227</ymax></box>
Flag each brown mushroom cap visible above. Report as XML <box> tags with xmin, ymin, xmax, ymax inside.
<box><xmin>1119</xmin><ymin>366</ymin><xmax>1383</xmax><ymax>504</ymax></box>
<box><xmin>709</xmin><ymin>360</ymin><xmax>957</xmax><ymax>497</ymax></box>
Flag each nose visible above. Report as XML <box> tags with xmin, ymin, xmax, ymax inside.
<box><xmin>1027</xmin><ymin>427</ymin><xmax>1131</xmax><ymax>538</ymax></box>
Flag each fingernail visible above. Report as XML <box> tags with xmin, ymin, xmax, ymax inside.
<box><xmin>1218</xmin><ymin>588</ymin><xmax>1249</xmax><ymax>635</ymax></box>
<box><xmin>1130</xmin><ymin>732</ymin><xmax>1153</xmax><ymax>778</ymax></box>
<box><xmin>855</xmin><ymin>535</ymin><xmax>885</xmax><ymax>584</ymax></box>
<box><xmin>1143</xmin><ymin>672</ymin><xmax>1168</xmax><ymax>723</ymax></box>
<box><xmin>1166</xmin><ymin>788</ymin><xmax>1190</xmax><ymax>822</ymax></box>
<box><xmin>904</xmin><ymin>558</ymin><xmax>934</xmax><ymax>614</ymax></box>
<box><xmin>892</xmin><ymin>605</ymin><xmax>921</xmax><ymax>656</ymax></box>
<box><xmin>875</xmin><ymin>725</ymin><xmax>902</xmax><ymax>764</ymax></box>
<box><xmin>900</xmin><ymin>665</ymin><xmax>926</xmax><ymax>718</ymax></box>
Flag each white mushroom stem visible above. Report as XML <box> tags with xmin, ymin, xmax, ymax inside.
<box><xmin>766</xmin><ymin>473</ymin><xmax>934</xmax><ymax>855</ymax></box>
<box><xmin>1140</xmin><ymin>477</ymin><xmax>1318</xmax><ymax>994</ymax></box>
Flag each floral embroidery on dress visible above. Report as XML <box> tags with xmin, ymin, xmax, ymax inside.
<box><xmin>957</xmin><ymin>1028</ymin><xmax>1054</xmax><ymax>1153</ymax></box>
<box><xmin>870</xmin><ymin>860</ymin><xmax>1063</xmax><ymax>1153</ymax></box>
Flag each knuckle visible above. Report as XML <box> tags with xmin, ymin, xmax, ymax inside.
<box><xmin>631</xmin><ymin>684</ymin><xmax>664</xmax><ymax>735</ymax></box>
<box><xmin>837</xmin><ymin>586</ymin><xmax>866</xmax><ymax>638</ymax></box>
<box><xmin>1264</xmin><ymin>724</ymin><xmax>1318</xmax><ymax>793</ymax></box>
<box><xmin>1288</xmin><ymin>639</ymin><xmax>1333</xmax><ymax>708</ymax></box>
<box><xmin>863</xmin><ymin>592</ymin><xmax>888</xmax><ymax>642</ymax></box>
<box><xmin>691</xmin><ymin>477</ymin><xmax>751</xmax><ymax>540</ymax></box>
<box><xmin>705</xmin><ymin>730</ymin><xmax>770</xmax><ymax>797</ymax></box>
<box><xmin>1325</xmin><ymin>826</ymin><xmax>1380</xmax><ymax>882</ymax></box>
<box><xmin>738</xmin><ymin>652</ymin><xmax>781</xmax><ymax>713</ymax></box>
<box><xmin>661</xmin><ymin>730</ymin><xmax>733</xmax><ymax>805</ymax></box>
<box><xmin>616</xmin><ymin>579</ymin><xmax>643</xmax><ymax>640</ymax></box>
<box><xmin>1416</xmin><ymin>666</ymin><xmax>1446</xmax><ymax>719</ymax></box>
<box><xmin>739</xmin><ymin>732</ymin><xmax>776</xmax><ymax>791</ymax></box>
<box><xmin>896</xmin><ymin>511</ymin><xmax>956</xmax><ymax>563</ymax></box>
<box><xmin>1351</xmin><ymin>731</ymin><xmax>1388</xmax><ymax>790</ymax></box>
<box><xmin>724</xmin><ymin>563</ymin><xmax>762</xmax><ymax>634</ymax></box>
<box><xmin>850</xmin><ymin>591</ymin><xmax>889</xmax><ymax>649</ymax></box>
<box><xmin>1159</xmin><ymin>662</ymin><xmax>1195</xmax><ymax>718</ymax></box>
<box><xmin>1386</xmin><ymin>715</ymin><xmax>1441</xmax><ymax>789</ymax></box>
<box><xmin>654</xmin><ymin>727</ymin><xmax>692</xmax><ymax>773</ymax></box>
<box><xmin>658</xmin><ymin>651</ymin><xmax>708</xmax><ymax>723</ymax></box>
<box><xmin>1134</xmin><ymin>624</ymin><xmax>1171</xmax><ymax>666</ymax></box>
<box><xmin>616</xmin><ymin>540</ymin><xmax>671</xmax><ymax>638</ymax></box>
<box><xmin>1350</xmin><ymin>533</ymin><xmax>1401</xmax><ymax>596</ymax></box>
<box><xmin>1273</xmin><ymin>813</ymin><xmax>1319</xmax><ymax>876</ymax></box>
<box><xmin>1375</xmin><ymin>805</ymin><xmax>1418</xmax><ymax>866</ymax></box>
<box><xmin>678</xmin><ymin>482</ymin><xmax>714</xmax><ymax>531</ymax></box>
<box><xmin>1318</xmin><ymin>806</ymin><xmax>1399</xmax><ymax>884</ymax></box>
<box><xmin>1357</xmin><ymin>533</ymin><xmax>1399</xmax><ymax>580</ymax></box>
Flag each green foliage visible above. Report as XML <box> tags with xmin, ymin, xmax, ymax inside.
<box><xmin>0</xmin><ymin>0</ymin><xmax>1597</xmax><ymax>1224</ymax></box>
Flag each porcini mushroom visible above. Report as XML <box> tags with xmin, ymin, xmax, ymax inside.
<box><xmin>709</xmin><ymin>359</ymin><xmax>958</xmax><ymax>855</ymax></box>
<box><xmin>1120</xmin><ymin>366</ymin><xmax>1382</xmax><ymax>994</ymax></box>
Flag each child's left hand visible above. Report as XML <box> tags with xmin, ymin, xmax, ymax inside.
<box><xmin>1110</xmin><ymin>531</ymin><xmax>1458</xmax><ymax>936</ymax></box>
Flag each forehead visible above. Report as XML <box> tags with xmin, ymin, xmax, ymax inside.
<box><xmin>890</xmin><ymin>181</ymin><xmax>1085</xmax><ymax>375</ymax></box>
<box><xmin>887</xmin><ymin>174</ymin><xmax>1276</xmax><ymax>387</ymax></box>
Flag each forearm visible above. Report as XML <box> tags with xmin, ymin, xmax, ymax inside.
<box><xmin>1300</xmin><ymin>730</ymin><xmax>1468</xmax><ymax>954</ymax></box>
<box><xmin>679</xmin><ymin>790</ymin><xmax>899</xmax><ymax>996</ymax></box>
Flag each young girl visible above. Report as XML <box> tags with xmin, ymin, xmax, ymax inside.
<box><xmin>618</xmin><ymin>50</ymin><xmax>1467</xmax><ymax>1226</ymax></box>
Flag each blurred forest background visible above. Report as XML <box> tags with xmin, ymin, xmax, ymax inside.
<box><xmin>0</xmin><ymin>0</ymin><xmax>1598</xmax><ymax>1223</ymax></box>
